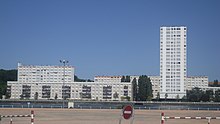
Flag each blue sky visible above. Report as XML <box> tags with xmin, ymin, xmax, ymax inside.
<box><xmin>0</xmin><ymin>0</ymin><xmax>220</xmax><ymax>81</ymax></box>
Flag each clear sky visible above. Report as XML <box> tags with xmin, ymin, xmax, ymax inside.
<box><xmin>0</xmin><ymin>0</ymin><xmax>220</xmax><ymax>81</ymax></box>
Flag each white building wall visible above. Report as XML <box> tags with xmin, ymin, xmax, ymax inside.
<box><xmin>160</xmin><ymin>26</ymin><xmax>187</xmax><ymax>98</ymax></box>
<box><xmin>149</xmin><ymin>76</ymin><xmax>160</xmax><ymax>98</ymax></box>
<box><xmin>17</xmin><ymin>63</ymin><xmax>74</xmax><ymax>83</ymax></box>
<box><xmin>8</xmin><ymin>65</ymin><xmax>132</xmax><ymax>101</ymax></box>
<box><xmin>186</xmin><ymin>76</ymin><xmax>209</xmax><ymax>90</ymax></box>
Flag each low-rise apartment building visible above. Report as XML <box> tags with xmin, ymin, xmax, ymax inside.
<box><xmin>7</xmin><ymin>63</ymin><xmax>131</xmax><ymax>101</ymax></box>
<box><xmin>186</xmin><ymin>76</ymin><xmax>209</xmax><ymax>90</ymax></box>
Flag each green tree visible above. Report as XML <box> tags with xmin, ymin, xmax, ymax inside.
<box><xmin>176</xmin><ymin>94</ymin><xmax>180</xmax><ymax>102</ymax></box>
<box><xmin>34</xmin><ymin>92</ymin><xmax>38</xmax><ymax>100</ymax></box>
<box><xmin>187</xmin><ymin>87</ymin><xmax>204</xmax><ymax>102</ymax></box>
<box><xmin>121</xmin><ymin>96</ymin><xmax>130</xmax><ymax>101</ymax></box>
<box><xmin>146</xmin><ymin>77</ymin><xmax>153</xmax><ymax>100</ymax></box>
<box><xmin>165</xmin><ymin>93</ymin><xmax>168</xmax><ymax>101</ymax></box>
<box><xmin>5</xmin><ymin>86</ymin><xmax>11</xmax><ymax>99</ymax></box>
<box><xmin>181</xmin><ymin>95</ymin><xmax>187</xmax><ymax>102</ymax></box>
<box><xmin>156</xmin><ymin>92</ymin><xmax>160</xmax><ymax>101</ymax></box>
<box><xmin>113</xmin><ymin>92</ymin><xmax>119</xmax><ymax>100</ymax></box>
<box><xmin>137</xmin><ymin>75</ymin><xmax>152</xmax><ymax>101</ymax></box>
<box><xmin>0</xmin><ymin>69</ymin><xmax>17</xmax><ymax>98</ymax></box>
<box><xmin>20</xmin><ymin>94</ymin><xmax>24</xmax><ymax>100</ymax></box>
<box><xmin>207</xmin><ymin>90</ymin><xmax>214</xmax><ymax>101</ymax></box>
<box><xmin>125</xmin><ymin>76</ymin><xmax>130</xmax><ymax>82</ymax></box>
<box><xmin>200</xmin><ymin>90</ymin><xmax>214</xmax><ymax>102</ymax></box>
<box><xmin>74</xmin><ymin>75</ymin><xmax>93</xmax><ymax>82</ymax></box>
<box><xmin>0</xmin><ymin>83</ymin><xmax>7</xmax><ymax>99</ymax></box>
<box><xmin>55</xmin><ymin>93</ymin><xmax>58</xmax><ymax>100</ymax></box>
<box><xmin>120</xmin><ymin>75</ymin><xmax>130</xmax><ymax>82</ymax></box>
<box><xmin>214</xmin><ymin>89</ymin><xmax>220</xmax><ymax>102</ymax></box>
<box><xmin>121</xmin><ymin>76</ymin><xmax>125</xmax><ymax>82</ymax></box>
<box><xmin>132</xmin><ymin>78</ymin><xmax>137</xmax><ymax>101</ymax></box>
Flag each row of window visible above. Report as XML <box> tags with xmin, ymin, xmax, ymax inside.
<box><xmin>161</xmin><ymin>27</ymin><xmax>186</xmax><ymax>30</ymax></box>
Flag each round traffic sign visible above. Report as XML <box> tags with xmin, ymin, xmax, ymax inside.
<box><xmin>122</xmin><ymin>105</ymin><xmax>133</xmax><ymax>120</ymax></box>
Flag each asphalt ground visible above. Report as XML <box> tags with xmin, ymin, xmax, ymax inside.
<box><xmin>0</xmin><ymin>108</ymin><xmax>220</xmax><ymax>124</ymax></box>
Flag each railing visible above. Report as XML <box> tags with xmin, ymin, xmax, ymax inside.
<box><xmin>1</xmin><ymin>104</ymin><xmax>220</xmax><ymax>111</ymax></box>
<box><xmin>0</xmin><ymin>104</ymin><xmax>65</xmax><ymax>109</ymax></box>
<box><xmin>0</xmin><ymin>110</ymin><xmax>34</xmax><ymax>124</ymax></box>
<box><xmin>161</xmin><ymin>112</ymin><xmax>220</xmax><ymax>124</ymax></box>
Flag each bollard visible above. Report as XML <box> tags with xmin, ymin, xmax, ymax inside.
<box><xmin>208</xmin><ymin>118</ymin><xmax>211</xmax><ymax>124</ymax></box>
<box><xmin>161</xmin><ymin>112</ymin><xmax>165</xmax><ymax>124</ymax></box>
<box><xmin>31</xmin><ymin>110</ymin><xmax>34</xmax><ymax>124</ymax></box>
<box><xmin>10</xmin><ymin>117</ymin><xmax>12</xmax><ymax>124</ymax></box>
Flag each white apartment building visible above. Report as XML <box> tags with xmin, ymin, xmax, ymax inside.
<box><xmin>160</xmin><ymin>26</ymin><xmax>187</xmax><ymax>98</ymax></box>
<box><xmin>89</xmin><ymin>76</ymin><xmax>131</xmax><ymax>101</ymax></box>
<box><xmin>149</xmin><ymin>76</ymin><xmax>160</xmax><ymax>98</ymax></box>
<box><xmin>186</xmin><ymin>76</ymin><xmax>209</xmax><ymax>90</ymax></box>
<box><xmin>8</xmin><ymin>63</ymin><xmax>75</xmax><ymax>99</ymax></box>
<box><xmin>7</xmin><ymin>63</ymin><xmax>132</xmax><ymax>101</ymax></box>
<box><xmin>16</xmin><ymin>63</ymin><xmax>74</xmax><ymax>83</ymax></box>
<box><xmin>143</xmin><ymin>76</ymin><xmax>209</xmax><ymax>99</ymax></box>
<box><xmin>186</xmin><ymin>76</ymin><xmax>220</xmax><ymax>93</ymax></box>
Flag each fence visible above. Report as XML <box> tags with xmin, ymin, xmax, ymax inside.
<box><xmin>161</xmin><ymin>112</ymin><xmax>220</xmax><ymax>124</ymax></box>
<box><xmin>0</xmin><ymin>110</ymin><xmax>34</xmax><ymax>124</ymax></box>
<box><xmin>1</xmin><ymin>104</ymin><xmax>220</xmax><ymax>111</ymax></box>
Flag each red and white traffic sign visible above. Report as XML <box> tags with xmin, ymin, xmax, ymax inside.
<box><xmin>122</xmin><ymin>105</ymin><xmax>133</xmax><ymax>120</ymax></box>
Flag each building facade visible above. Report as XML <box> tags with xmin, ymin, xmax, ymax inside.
<box><xmin>186</xmin><ymin>76</ymin><xmax>209</xmax><ymax>90</ymax></box>
<box><xmin>149</xmin><ymin>76</ymin><xmax>160</xmax><ymax>98</ymax></box>
<box><xmin>160</xmin><ymin>26</ymin><xmax>187</xmax><ymax>98</ymax></box>
<box><xmin>7</xmin><ymin>63</ymin><xmax>132</xmax><ymax>101</ymax></box>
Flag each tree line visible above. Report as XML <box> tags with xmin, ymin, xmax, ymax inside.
<box><xmin>186</xmin><ymin>87</ymin><xmax>220</xmax><ymax>102</ymax></box>
<box><xmin>74</xmin><ymin>75</ymin><xmax>93</xmax><ymax>82</ymax></box>
<box><xmin>153</xmin><ymin>87</ymin><xmax>220</xmax><ymax>102</ymax></box>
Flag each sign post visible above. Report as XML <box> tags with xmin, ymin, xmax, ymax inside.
<box><xmin>119</xmin><ymin>105</ymin><xmax>134</xmax><ymax>124</ymax></box>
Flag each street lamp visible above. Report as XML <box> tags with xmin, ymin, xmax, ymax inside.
<box><xmin>60</xmin><ymin>60</ymin><xmax>69</xmax><ymax>108</ymax></box>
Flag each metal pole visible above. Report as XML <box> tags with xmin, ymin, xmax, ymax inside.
<box><xmin>119</xmin><ymin>109</ymin><xmax>122</xmax><ymax>124</ymax></box>
<box><xmin>130</xmin><ymin>108</ymin><xmax>134</xmax><ymax>124</ymax></box>
<box><xmin>63</xmin><ymin>62</ymin><xmax>65</xmax><ymax>108</ymax></box>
